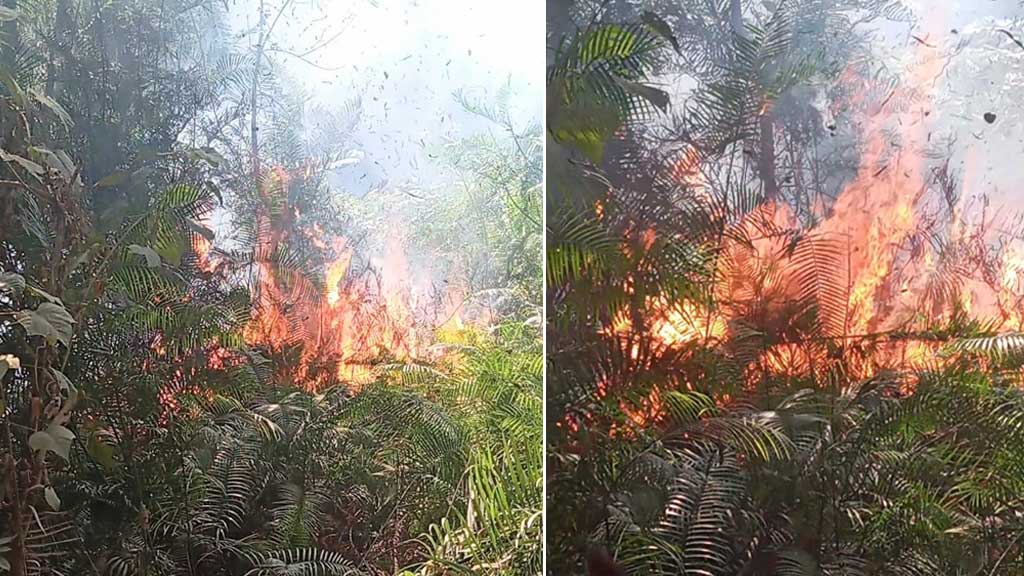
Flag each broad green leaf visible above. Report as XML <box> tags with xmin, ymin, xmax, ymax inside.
<box><xmin>154</xmin><ymin>235</ymin><xmax>186</xmax><ymax>267</ymax></box>
<box><xmin>44</xmin><ymin>486</ymin><xmax>60</xmax><ymax>511</ymax></box>
<box><xmin>128</xmin><ymin>244</ymin><xmax>161</xmax><ymax>268</ymax></box>
<box><xmin>15</xmin><ymin>302</ymin><xmax>75</xmax><ymax>346</ymax></box>
<box><xmin>0</xmin><ymin>272</ymin><xmax>25</xmax><ymax>294</ymax></box>
<box><xmin>0</xmin><ymin>71</ymin><xmax>26</xmax><ymax>109</ymax></box>
<box><xmin>86</xmin><ymin>432</ymin><xmax>117</xmax><ymax>471</ymax></box>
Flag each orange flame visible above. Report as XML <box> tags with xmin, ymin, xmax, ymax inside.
<box><xmin>239</xmin><ymin>166</ymin><xmax>470</xmax><ymax>391</ymax></box>
<box><xmin>598</xmin><ymin>15</ymin><xmax>1024</xmax><ymax>419</ymax></box>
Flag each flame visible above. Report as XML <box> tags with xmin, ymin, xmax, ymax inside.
<box><xmin>652</xmin><ymin>299</ymin><xmax>727</xmax><ymax>346</ymax></box>
<box><xmin>999</xmin><ymin>241</ymin><xmax>1024</xmax><ymax>330</ymax></box>
<box><xmin>238</xmin><ymin>165</ymin><xmax>470</xmax><ymax>391</ymax></box>
<box><xmin>595</xmin><ymin>14</ymin><xmax>1024</xmax><ymax>418</ymax></box>
<box><xmin>191</xmin><ymin>213</ymin><xmax>220</xmax><ymax>274</ymax></box>
<box><xmin>671</xmin><ymin>145</ymin><xmax>706</xmax><ymax>192</ymax></box>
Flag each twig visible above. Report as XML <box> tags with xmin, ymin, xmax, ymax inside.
<box><xmin>997</xmin><ymin>28</ymin><xmax>1024</xmax><ymax>52</ymax></box>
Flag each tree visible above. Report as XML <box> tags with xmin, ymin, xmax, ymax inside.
<box><xmin>546</xmin><ymin>2</ymin><xmax>1024</xmax><ymax>575</ymax></box>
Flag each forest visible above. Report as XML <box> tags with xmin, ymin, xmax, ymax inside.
<box><xmin>547</xmin><ymin>0</ymin><xmax>1024</xmax><ymax>575</ymax></box>
<box><xmin>0</xmin><ymin>1</ymin><xmax>542</xmax><ymax>575</ymax></box>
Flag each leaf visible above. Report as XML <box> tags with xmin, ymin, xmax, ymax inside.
<box><xmin>28</xmin><ymin>88</ymin><xmax>73</xmax><ymax>128</ymax></box>
<box><xmin>26</xmin><ymin>285</ymin><xmax>63</xmax><ymax>304</ymax></box>
<box><xmin>94</xmin><ymin>171</ymin><xmax>129</xmax><ymax>188</ymax></box>
<box><xmin>642</xmin><ymin>10</ymin><xmax>680</xmax><ymax>53</ymax></box>
<box><xmin>44</xmin><ymin>486</ymin><xmax>60</xmax><ymax>511</ymax></box>
<box><xmin>0</xmin><ymin>71</ymin><xmax>26</xmax><ymax>109</ymax></box>
<box><xmin>15</xmin><ymin>302</ymin><xmax>75</xmax><ymax>346</ymax></box>
<box><xmin>187</xmin><ymin>219</ymin><xmax>215</xmax><ymax>241</ymax></box>
<box><xmin>29</xmin><ymin>425</ymin><xmax>74</xmax><ymax>461</ymax></box>
<box><xmin>28</xmin><ymin>146</ymin><xmax>74</xmax><ymax>181</ymax></box>
<box><xmin>86</xmin><ymin>431</ymin><xmax>117</xmax><ymax>471</ymax></box>
<box><xmin>128</xmin><ymin>244</ymin><xmax>161</xmax><ymax>268</ymax></box>
<box><xmin>186</xmin><ymin>146</ymin><xmax>226</xmax><ymax>167</ymax></box>
<box><xmin>0</xmin><ymin>148</ymin><xmax>45</xmax><ymax>179</ymax></box>
<box><xmin>0</xmin><ymin>272</ymin><xmax>25</xmax><ymax>294</ymax></box>
<box><xmin>50</xmin><ymin>368</ymin><xmax>73</xmax><ymax>394</ymax></box>
<box><xmin>28</xmin><ymin>430</ymin><xmax>54</xmax><ymax>455</ymax></box>
<box><xmin>616</xmin><ymin>78</ymin><xmax>670</xmax><ymax>112</ymax></box>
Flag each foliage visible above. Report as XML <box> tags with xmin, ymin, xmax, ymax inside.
<box><xmin>546</xmin><ymin>1</ymin><xmax>1024</xmax><ymax>575</ymax></box>
<box><xmin>0</xmin><ymin>1</ymin><xmax>541</xmax><ymax>575</ymax></box>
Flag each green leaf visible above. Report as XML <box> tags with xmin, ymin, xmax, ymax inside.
<box><xmin>128</xmin><ymin>244</ymin><xmax>162</xmax><ymax>268</ymax></box>
<box><xmin>0</xmin><ymin>6</ymin><xmax>18</xmax><ymax>20</ymax></box>
<box><xmin>44</xmin><ymin>486</ymin><xmax>60</xmax><ymax>511</ymax></box>
<box><xmin>0</xmin><ymin>272</ymin><xmax>25</xmax><ymax>294</ymax></box>
<box><xmin>0</xmin><ymin>71</ymin><xmax>26</xmax><ymax>109</ymax></box>
<box><xmin>154</xmin><ymin>235</ymin><xmax>186</xmax><ymax>267</ymax></box>
<box><xmin>86</xmin><ymin>431</ymin><xmax>117</xmax><ymax>471</ymax></box>
<box><xmin>15</xmin><ymin>302</ymin><xmax>75</xmax><ymax>346</ymax></box>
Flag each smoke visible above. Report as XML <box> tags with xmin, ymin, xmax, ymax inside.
<box><xmin>228</xmin><ymin>0</ymin><xmax>543</xmax><ymax>196</ymax></box>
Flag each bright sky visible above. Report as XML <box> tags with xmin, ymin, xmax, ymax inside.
<box><xmin>233</xmin><ymin>0</ymin><xmax>545</xmax><ymax>195</ymax></box>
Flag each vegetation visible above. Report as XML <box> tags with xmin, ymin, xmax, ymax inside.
<box><xmin>547</xmin><ymin>1</ymin><xmax>1024</xmax><ymax>575</ymax></box>
<box><xmin>0</xmin><ymin>1</ymin><xmax>541</xmax><ymax>575</ymax></box>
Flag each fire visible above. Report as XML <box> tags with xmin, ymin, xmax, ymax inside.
<box><xmin>670</xmin><ymin>145</ymin><xmax>705</xmax><ymax>192</ymax></box>
<box><xmin>651</xmin><ymin>299</ymin><xmax>727</xmax><ymax>346</ymax></box>
<box><xmin>236</xmin><ymin>165</ymin><xmax>468</xmax><ymax>391</ymax></box>
<box><xmin>324</xmin><ymin>239</ymin><xmax>352</xmax><ymax>306</ymax></box>
<box><xmin>998</xmin><ymin>241</ymin><xmax>1024</xmax><ymax>330</ymax></box>
<box><xmin>600</xmin><ymin>13</ymin><xmax>1024</xmax><ymax>410</ymax></box>
<box><xmin>192</xmin><ymin>213</ymin><xmax>220</xmax><ymax>274</ymax></box>
<box><xmin>193</xmin><ymin>234</ymin><xmax>215</xmax><ymax>273</ymax></box>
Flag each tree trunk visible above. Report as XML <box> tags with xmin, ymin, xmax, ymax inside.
<box><xmin>759</xmin><ymin>111</ymin><xmax>779</xmax><ymax>201</ymax></box>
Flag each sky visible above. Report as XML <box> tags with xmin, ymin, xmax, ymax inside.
<box><xmin>230</xmin><ymin>0</ymin><xmax>545</xmax><ymax>196</ymax></box>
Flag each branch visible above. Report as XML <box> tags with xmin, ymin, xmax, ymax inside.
<box><xmin>998</xmin><ymin>28</ymin><xmax>1024</xmax><ymax>52</ymax></box>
